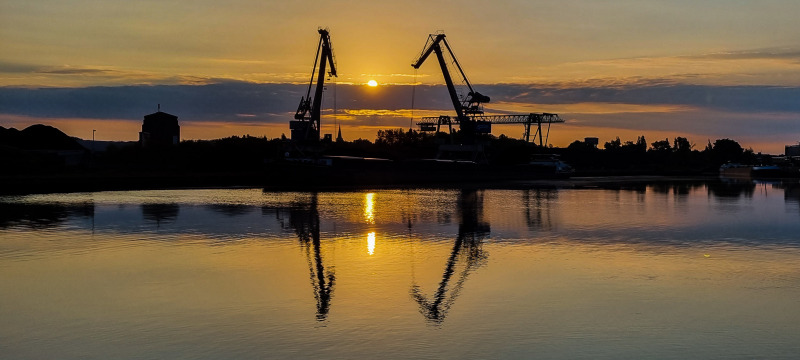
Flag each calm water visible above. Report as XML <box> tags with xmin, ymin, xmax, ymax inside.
<box><xmin>2</xmin><ymin>181</ymin><xmax>800</xmax><ymax>359</ymax></box>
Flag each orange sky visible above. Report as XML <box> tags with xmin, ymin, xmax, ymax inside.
<box><xmin>3</xmin><ymin>1</ymin><xmax>800</xmax><ymax>153</ymax></box>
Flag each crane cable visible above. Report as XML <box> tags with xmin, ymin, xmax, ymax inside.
<box><xmin>410</xmin><ymin>69</ymin><xmax>417</xmax><ymax>130</ymax></box>
<box><xmin>333</xmin><ymin>77</ymin><xmax>337</xmax><ymax>135</ymax></box>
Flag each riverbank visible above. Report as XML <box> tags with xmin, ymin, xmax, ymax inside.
<box><xmin>0</xmin><ymin>169</ymin><xmax>730</xmax><ymax>196</ymax></box>
<box><xmin>0</xmin><ymin>171</ymin><xmax>269</xmax><ymax>195</ymax></box>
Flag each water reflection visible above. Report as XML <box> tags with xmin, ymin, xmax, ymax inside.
<box><xmin>774</xmin><ymin>182</ymin><xmax>800</xmax><ymax>216</ymax></box>
<box><xmin>781</xmin><ymin>182</ymin><xmax>800</xmax><ymax>203</ymax></box>
<box><xmin>367</xmin><ymin>231</ymin><xmax>376</xmax><ymax>255</ymax></box>
<box><xmin>364</xmin><ymin>192</ymin><xmax>375</xmax><ymax>224</ymax></box>
<box><xmin>0</xmin><ymin>201</ymin><xmax>94</xmax><ymax>229</ymax></box>
<box><xmin>285</xmin><ymin>193</ymin><xmax>335</xmax><ymax>321</ymax></box>
<box><xmin>707</xmin><ymin>178</ymin><xmax>756</xmax><ymax>199</ymax></box>
<box><xmin>523</xmin><ymin>189</ymin><xmax>557</xmax><ymax>230</ymax></box>
<box><xmin>4</xmin><ymin>187</ymin><xmax>800</xmax><ymax>359</ymax></box>
<box><xmin>364</xmin><ymin>193</ymin><xmax>377</xmax><ymax>255</ymax></box>
<box><xmin>207</xmin><ymin>204</ymin><xmax>254</xmax><ymax>217</ymax></box>
<box><xmin>141</xmin><ymin>203</ymin><xmax>179</xmax><ymax>227</ymax></box>
<box><xmin>411</xmin><ymin>189</ymin><xmax>490</xmax><ymax>325</ymax></box>
<box><xmin>649</xmin><ymin>181</ymin><xmax>705</xmax><ymax>197</ymax></box>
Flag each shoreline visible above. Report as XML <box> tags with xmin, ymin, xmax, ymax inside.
<box><xmin>0</xmin><ymin>171</ymin><xmax>754</xmax><ymax>196</ymax></box>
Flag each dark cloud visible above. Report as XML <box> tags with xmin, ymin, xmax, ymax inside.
<box><xmin>36</xmin><ymin>67</ymin><xmax>113</xmax><ymax>75</ymax></box>
<box><xmin>684</xmin><ymin>48</ymin><xmax>800</xmax><ymax>61</ymax></box>
<box><xmin>2</xmin><ymin>81</ymin><xmax>800</xmax><ymax>124</ymax></box>
<box><xmin>0</xmin><ymin>82</ymin><xmax>452</xmax><ymax>122</ymax></box>
<box><xmin>482</xmin><ymin>83</ymin><xmax>800</xmax><ymax>113</ymax></box>
<box><xmin>0</xmin><ymin>61</ymin><xmax>41</xmax><ymax>73</ymax></box>
<box><xmin>0</xmin><ymin>62</ymin><xmax>117</xmax><ymax>75</ymax></box>
<box><xmin>0</xmin><ymin>82</ymin><xmax>303</xmax><ymax>121</ymax></box>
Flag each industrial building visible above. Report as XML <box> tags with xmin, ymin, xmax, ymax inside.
<box><xmin>786</xmin><ymin>143</ymin><xmax>800</xmax><ymax>157</ymax></box>
<box><xmin>139</xmin><ymin>108</ymin><xmax>180</xmax><ymax>148</ymax></box>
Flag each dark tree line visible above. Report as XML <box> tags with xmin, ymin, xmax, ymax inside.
<box><xmin>331</xmin><ymin>130</ymin><xmax>761</xmax><ymax>174</ymax></box>
<box><xmin>2</xmin><ymin>123</ymin><xmax>765</xmax><ymax>177</ymax></box>
<box><xmin>561</xmin><ymin>136</ymin><xmax>757</xmax><ymax>175</ymax></box>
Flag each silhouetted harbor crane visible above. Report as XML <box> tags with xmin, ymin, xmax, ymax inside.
<box><xmin>291</xmin><ymin>28</ymin><xmax>337</xmax><ymax>144</ymax></box>
<box><xmin>411</xmin><ymin>33</ymin><xmax>564</xmax><ymax>147</ymax></box>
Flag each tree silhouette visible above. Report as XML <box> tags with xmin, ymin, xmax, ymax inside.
<box><xmin>673</xmin><ymin>137</ymin><xmax>693</xmax><ymax>153</ymax></box>
<box><xmin>708</xmin><ymin>138</ymin><xmax>745</xmax><ymax>165</ymax></box>
<box><xmin>604</xmin><ymin>137</ymin><xmax>621</xmax><ymax>150</ymax></box>
<box><xmin>651</xmin><ymin>138</ymin><xmax>671</xmax><ymax>152</ymax></box>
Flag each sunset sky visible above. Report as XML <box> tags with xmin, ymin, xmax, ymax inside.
<box><xmin>2</xmin><ymin>0</ymin><xmax>800</xmax><ymax>153</ymax></box>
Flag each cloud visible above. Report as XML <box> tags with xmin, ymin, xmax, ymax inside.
<box><xmin>481</xmin><ymin>83</ymin><xmax>800</xmax><ymax>113</ymax></box>
<box><xmin>0</xmin><ymin>61</ymin><xmax>42</xmax><ymax>73</ymax></box>
<box><xmin>684</xmin><ymin>48</ymin><xmax>800</xmax><ymax>61</ymax></box>
<box><xmin>3</xmin><ymin>81</ymin><xmax>800</xmax><ymax>152</ymax></box>
<box><xmin>0</xmin><ymin>62</ymin><xmax>231</xmax><ymax>87</ymax></box>
<box><xmin>36</xmin><ymin>66</ymin><xmax>114</xmax><ymax>75</ymax></box>
<box><xmin>0</xmin><ymin>81</ymin><xmax>302</xmax><ymax>121</ymax></box>
<box><xmin>3</xmin><ymin>81</ymin><xmax>800</xmax><ymax>118</ymax></box>
<box><xmin>488</xmin><ymin>101</ymin><xmax>694</xmax><ymax>115</ymax></box>
<box><xmin>519</xmin><ymin>46</ymin><xmax>800</xmax><ymax>87</ymax></box>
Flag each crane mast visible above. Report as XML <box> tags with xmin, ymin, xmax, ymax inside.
<box><xmin>292</xmin><ymin>28</ymin><xmax>337</xmax><ymax>143</ymax></box>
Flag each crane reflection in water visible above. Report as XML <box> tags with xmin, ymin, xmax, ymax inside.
<box><xmin>282</xmin><ymin>193</ymin><xmax>335</xmax><ymax>322</ymax></box>
<box><xmin>410</xmin><ymin>189</ymin><xmax>490</xmax><ymax>325</ymax></box>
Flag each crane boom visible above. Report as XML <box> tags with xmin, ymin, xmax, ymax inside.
<box><xmin>312</xmin><ymin>29</ymin><xmax>336</xmax><ymax>124</ymax></box>
<box><xmin>412</xmin><ymin>34</ymin><xmax>465</xmax><ymax>121</ymax></box>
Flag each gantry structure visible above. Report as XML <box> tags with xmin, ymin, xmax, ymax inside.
<box><xmin>416</xmin><ymin>113</ymin><xmax>564</xmax><ymax>147</ymax></box>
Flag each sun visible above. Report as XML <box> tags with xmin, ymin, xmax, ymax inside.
<box><xmin>367</xmin><ymin>80</ymin><xmax>378</xmax><ymax>87</ymax></box>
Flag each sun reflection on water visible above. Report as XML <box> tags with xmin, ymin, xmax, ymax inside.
<box><xmin>365</xmin><ymin>193</ymin><xmax>376</xmax><ymax>255</ymax></box>
<box><xmin>364</xmin><ymin>193</ymin><xmax>375</xmax><ymax>224</ymax></box>
<box><xmin>367</xmin><ymin>232</ymin><xmax>376</xmax><ymax>255</ymax></box>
